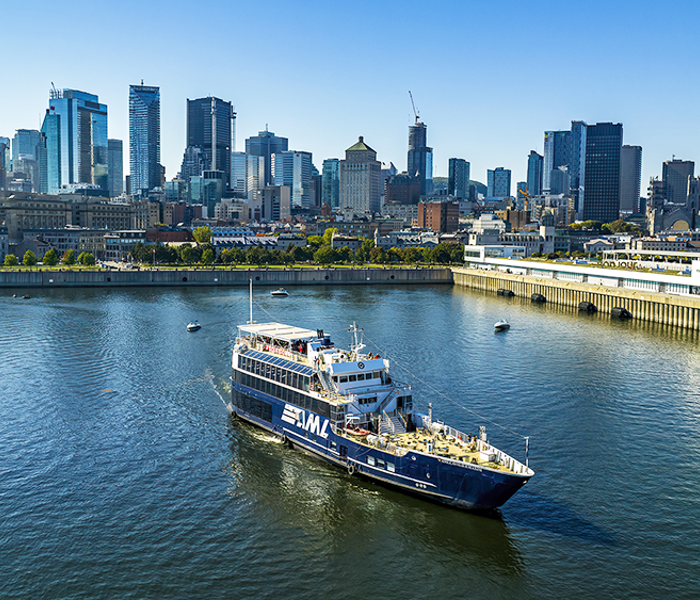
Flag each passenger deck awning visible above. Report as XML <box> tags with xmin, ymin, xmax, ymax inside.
<box><xmin>238</xmin><ymin>322</ymin><xmax>318</xmax><ymax>342</ymax></box>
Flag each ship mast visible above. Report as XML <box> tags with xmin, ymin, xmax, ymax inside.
<box><xmin>348</xmin><ymin>322</ymin><xmax>365</xmax><ymax>358</ymax></box>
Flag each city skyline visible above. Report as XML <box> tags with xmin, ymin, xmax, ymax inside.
<box><xmin>2</xmin><ymin>0</ymin><xmax>700</xmax><ymax>194</ymax></box>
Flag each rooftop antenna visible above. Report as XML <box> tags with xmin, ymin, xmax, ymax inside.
<box><xmin>141</xmin><ymin>79</ymin><xmax>144</xmax><ymax>85</ymax></box>
<box><xmin>248</xmin><ymin>279</ymin><xmax>254</xmax><ymax>324</ymax></box>
<box><xmin>408</xmin><ymin>90</ymin><xmax>420</xmax><ymax>125</ymax></box>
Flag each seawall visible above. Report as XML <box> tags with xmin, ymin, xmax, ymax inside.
<box><xmin>0</xmin><ymin>267</ymin><xmax>454</xmax><ymax>289</ymax></box>
<box><xmin>452</xmin><ymin>266</ymin><xmax>700</xmax><ymax>330</ymax></box>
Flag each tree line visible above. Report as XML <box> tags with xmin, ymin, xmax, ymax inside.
<box><xmin>131</xmin><ymin>227</ymin><xmax>464</xmax><ymax>266</ymax></box>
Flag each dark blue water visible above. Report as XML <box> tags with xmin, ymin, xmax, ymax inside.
<box><xmin>1</xmin><ymin>285</ymin><xmax>698</xmax><ymax>599</ymax></box>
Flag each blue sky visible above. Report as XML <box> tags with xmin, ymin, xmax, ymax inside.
<box><xmin>2</xmin><ymin>0</ymin><xmax>699</xmax><ymax>190</ymax></box>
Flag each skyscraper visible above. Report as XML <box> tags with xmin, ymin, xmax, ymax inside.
<box><xmin>272</xmin><ymin>150</ymin><xmax>313</xmax><ymax>208</ymax></box>
<box><xmin>40</xmin><ymin>111</ymin><xmax>61</xmax><ymax>194</ymax></box>
<box><xmin>231</xmin><ymin>151</ymin><xmax>247</xmax><ymax>197</ymax></box>
<box><xmin>487</xmin><ymin>167</ymin><xmax>511</xmax><ymax>197</ymax></box>
<box><xmin>526</xmin><ymin>151</ymin><xmax>543</xmax><ymax>195</ymax></box>
<box><xmin>185</xmin><ymin>97</ymin><xmax>235</xmax><ymax>189</ymax></box>
<box><xmin>448</xmin><ymin>158</ymin><xmax>470</xmax><ymax>198</ymax></box>
<box><xmin>407</xmin><ymin>121</ymin><xmax>433</xmax><ymax>196</ymax></box>
<box><xmin>662</xmin><ymin>159</ymin><xmax>694</xmax><ymax>204</ymax></box>
<box><xmin>129</xmin><ymin>84</ymin><xmax>161</xmax><ymax>195</ymax></box>
<box><xmin>543</xmin><ymin>130</ymin><xmax>572</xmax><ymax>193</ymax></box>
<box><xmin>321</xmin><ymin>158</ymin><xmax>340</xmax><ymax>208</ymax></box>
<box><xmin>619</xmin><ymin>145</ymin><xmax>642</xmax><ymax>214</ymax></box>
<box><xmin>339</xmin><ymin>136</ymin><xmax>381</xmax><ymax>214</ymax></box>
<box><xmin>108</xmin><ymin>139</ymin><xmax>123</xmax><ymax>197</ymax></box>
<box><xmin>245</xmin><ymin>130</ymin><xmax>288</xmax><ymax>186</ymax></box>
<box><xmin>11</xmin><ymin>129</ymin><xmax>43</xmax><ymax>192</ymax></box>
<box><xmin>45</xmin><ymin>88</ymin><xmax>108</xmax><ymax>191</ymax></box>
<box><xmin>580</xmin><ymin>122</ymin><xmax>623</xmax><ymax>223</ymax></box>
<box><xmin>0</xmin><ymin>138</ymin><xmax>9</xmax><ymax>190</ymax></box>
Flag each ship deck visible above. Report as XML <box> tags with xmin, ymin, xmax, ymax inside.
<box><xmin>343</xmin><ymin>429</ymin><xmax>526</xmax><ymax>474</ymax></box>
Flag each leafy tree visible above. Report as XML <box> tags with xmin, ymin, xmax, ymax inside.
<box><xmin>62</xmin><ymin>249</ymin><xmax>76</xmax><ymax>265</ymax></box>
<box><xmin>4</xmin><ymin>254</ymin><xmax>18</xmax><ymax>266</ymax></box>
<box><xmin>246</xmin><ymin>246</ymin><xmax>268</xmax><ymax>265</ymax></box>
<box><xmin>336</xmin><ymin>246</ymin><xmax>353</xmax><ymax>263</ymax></box>
<box><xmin>43</xmin><ymin>248</ymin><xmax>59</xmax><ymax>266</ymax></box>
<box><xmin>80</xmin><ymin>252</ymin><xmax>96</xmax><ymax>266</ymax></box>
<box><xmin>201</xmin><ymin>248</ymin><xmax>215</xmax><ymax>265</ymax></box>
<box><xmin>321</xmin><ymin>227</ymin><xmax>339</xmax><ymax>246</ymax></box>
<box><xmin>355</xmin><ymin>238</ymin><xmax>374</xmax><ymax>263</ymax></box>
<box><xmin>306</xmin><ymin>235</ymin><xmax>324</xmax><ymax>249</ymax></box>
<box><xmin>23</xmin><ymin>250</ymin><xmax>38</xmax><ymax>266</ymax></box>
<box><xmin>401</xmin><ymin>247</ymin><xmax>421</xmax><ymax>264</ymax></box>
<box><xmin>369</xmin><ymin>247</ymin><xmax>386</xmax><ymax>264</ymax></box>
<box><xmin>220</xmin><ymin>247</ymin><xmax>245</xmax><ymax>264</ymax></box>
<box><xmin>430</xmin><ymin>244</ymin><xmax>453</xmax><ymax>264</ymax></box>
<box><xmin>313</xmin><ymin>245</ymin><xmax>337</xmax><ymax>265</ymax></box>
<box><xmin>531</xmin><ymin>251</ymin><xmax>542</xmax><ymax>258</ymax></box>
<box><xmin>179</xmin><ymin>244</ymin><xmax>196</xmax><ymax>264</ymax></box>
<box><xmin>193</xmin><ymin>226</ymin><xmax>212</xmax><ymax>245</ymax></box>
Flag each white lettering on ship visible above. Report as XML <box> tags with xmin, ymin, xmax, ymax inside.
<box><xmin>281</xmin><ymin>404</ymin><xmax>330</xmax><ymax>439</ymax></box>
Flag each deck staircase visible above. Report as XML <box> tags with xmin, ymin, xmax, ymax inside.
<box><xmin>381</xmin><ymin>412</ymin><xmax>406</xmax><ymax>435</ymax></box>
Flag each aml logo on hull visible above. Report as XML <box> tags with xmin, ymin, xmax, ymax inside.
<box><xmin>281</xmin><ymin>404</ymin><xmax>330</xmax><ymax>439</ymax></box>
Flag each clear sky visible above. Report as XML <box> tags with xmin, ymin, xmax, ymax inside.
<box><xmin>2</xmin><ymin>0</ymin><xmax>699</xmax><ymax>191</ymax></box>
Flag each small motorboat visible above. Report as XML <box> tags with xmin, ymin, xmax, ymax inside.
<box><xmin>270</xmin><ymin>288</ymin><xmax>289</xmax><ymax>297</ymax></box>
<box><xmin>186</xmin><ymin>321</ymin><xmax>201</xmax><ymax>332</ymax></box>
<box><xmin>494</xmin><ymin>319</ymin><xmax>510</xmax><ymax>332</ymax></box>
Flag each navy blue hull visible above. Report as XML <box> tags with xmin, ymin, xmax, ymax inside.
<box><xmin>230</xmin><ymin>382</ymin><xmax>529</xmax><ymax>511</ymax></box>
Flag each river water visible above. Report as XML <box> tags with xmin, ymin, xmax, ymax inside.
<box><xmin>0</xmin><ymin>284</ymin><xmax>698</xmax><ymax>599</ymax></box>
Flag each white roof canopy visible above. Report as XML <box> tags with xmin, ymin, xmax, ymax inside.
<box><xmin>238</xmin><ymin>322</ymin><xmax>318</xmax><ymax>342</ymax></box>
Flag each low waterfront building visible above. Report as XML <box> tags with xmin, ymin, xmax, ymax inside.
<box><xmin>104</xmin><ymin>230</ymin><xmax>147</xmax><ymax>262</ymax></box>
<box><xmin>463</xmin><ymin>253</ymin><xmax>700</xmax><ymax>297</ymax></box>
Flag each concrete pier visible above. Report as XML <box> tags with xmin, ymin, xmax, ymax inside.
<box><xmin>452</xmin><ymin>266</ymin><xmax>700</xmax><ymax>330</ymax></box>
<box><xmin>0</xmin><ymin>266</ymin><xmax>454</xmax><ymax>289</ymax></box>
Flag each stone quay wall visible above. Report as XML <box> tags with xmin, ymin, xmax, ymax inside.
<box><xmin>452</xmin><ymin>266</ymin><xmax>700</xmax><ymax>330</ymax></box>
<box><xmin>0</xmin><ymin>267</ymin><xmax>454</xmax><ymax>289</ymax></box>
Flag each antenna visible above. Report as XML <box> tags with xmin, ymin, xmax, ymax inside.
<box><xmin>248</xmin><ymin>279</ymin><xmax>254</xmax><ymax>324</ymax></box>
<box><xmin>408</xmin><ymin>90</ymin><xmax>420</xmax><ymax>124</ymax></box>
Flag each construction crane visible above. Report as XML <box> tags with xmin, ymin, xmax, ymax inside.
<box><xmin>408</xmin><ymin>90</ymin><xmax>420</xmax><ymax>125</ymax></box>
<box><xmin>518</xmin><ymin>188</ymin><xmax>531</xmax><ymax>211</ymax></box>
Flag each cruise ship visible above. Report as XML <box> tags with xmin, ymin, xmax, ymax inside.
<box><xmin>229</xmin><ymin>321</ymin><xmax>534</xmax><ymax>510</ymax></box>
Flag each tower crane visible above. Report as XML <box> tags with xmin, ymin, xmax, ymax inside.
<box><xmin>408</xmin><ymin>90</ymin><xmax>420</xmax><ymax>125</ymax></box>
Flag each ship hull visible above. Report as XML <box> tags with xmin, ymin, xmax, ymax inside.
<box><xmin>229</xmin><ymin>382</ymin><xmax>530</xmax><ymax>511</ymax></box>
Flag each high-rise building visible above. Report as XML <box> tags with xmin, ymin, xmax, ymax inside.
<box><xmin>543</xmin><ymin>130</ymin><xmax>572</xmax><ymax>194</ymax></box>
<box><xmin>185</xmin><ymin>97</ymin><xmax>235</xmax><ymax>189</ymax></box>
<box><xmin>0</xmin><ymin>137</ymin><xmax>8</xmax><ymax>190</ymax></box>
<box><xmin>569</xmin><ymin>121</ymin><xmax>587</xmax><ymax>208</ymax></box>
<box><xmin>129</xmin><ymin>84</ymin><xmax>161</xmax><ymax>195</ymax></box>
<box><xmin>487</xmin><ymin>167</ymin><xmax>511</xmax><ymax>197</ymax></box>
<box><xmin>45</xmin><ymin>88</ymin><xmax>108</xmax><ymax>192</ymax></box>
<box><xmin>245</xmin><ymin>130</ymin><xmax>288</xmax><ymax>186</ymax></box>
<box><xmin>339</xmin><ymin>136</ymin><xmax>381</xmax><ymax>214</ymax></box>
<box><xmin>246</xmin><ymin>155</ymin><xmax>265</xmax><ymax>197</ymax></box>
<box><xmin>407</xmin><ymin>121</ymin><xmax>433</xmax><ymax>196</ymax></box>
<box><xmin>620</xmin><ymin>145</ymin><xmax>642</xmax><ymax>214</ymax></box>
<box><xmin>40</xmin><ymin>112</ymin><xmax>61</xmax><ymax>194</ymax></box>
<box><xmin>526</xmin><ymin>151</ymin><xmax>543</xmax><ymax>195</ymax></box>
<box><xmin>231</xmin><ymin>151</ymin><xmax>246</xmax><ymax>197</ymax></box>
<box><xmin>448</xmin><ymin>158</ymin><xmax>470</xmax><ymax>199</ymax></box>
<box><xmin>550</xmin><ymin>166</ymin><xmax>570</xmax><ymax>195</ymax></box>
<box><xmin>108</xmin><ymin>139</ymin><xmax>123</xmax><ymax>197</ymax></box>
<box><xmin>662</xmin><ymin>159</ymin><xmax>694</xmax><ymax>205</ymax></box>
<box><xmin>272</xmin><ymin>150</ymin><xmax>313</xmax><ymax>208</ymax></box>
<box><xmin>321</xmin><ymin>158</ymin><xmax>340</xmax><ymax>208</ymax></box>
<box><xmin>11</xmin><ymin>129</ymin><xmax>43</xmax><ymax>192</ymax></box>
<box><xmin>580</xmin><ymin>122</ymin><xmax>623</xmax><ymax>223</ymax></box>
<box><xmin>385</xmin><ymin>172</ymin><xmax>420</xmax><ymax>205</ymax></box>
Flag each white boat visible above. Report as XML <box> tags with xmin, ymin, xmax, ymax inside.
<box><xmin>270</xmin><ymin>288</ymin><xmax>289</xmax><ymax>297</ymax></box>
<box><xmin>186</xmin><ymin>321</ymin><xmax>201</xmax><ymax>332</ymax></box>
<box><xmin>494</xmin><ymin>320</ymin><xmax>510</xmax><ymax>332</ymax></box>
